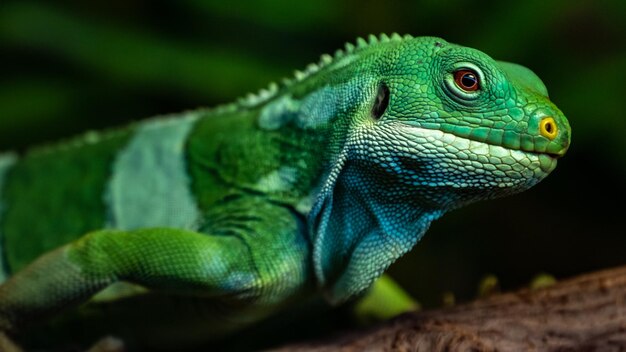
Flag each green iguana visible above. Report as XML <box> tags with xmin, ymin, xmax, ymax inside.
<box><xmin>0</xmin><ymin>34</ymin><xmax>570</xmax><ymax>349</ymax></box>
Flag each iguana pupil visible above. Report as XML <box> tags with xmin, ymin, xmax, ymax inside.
<box><xmin>454</xmin><ymin>69</ymin><xmax>479</xmax><ymax>91</ymax></box>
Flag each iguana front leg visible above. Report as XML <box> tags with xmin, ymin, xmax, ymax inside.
<box><xmin>0</xmin><ymin>197</ymin><xmax>310</xmax><ymax>335</ymax></box>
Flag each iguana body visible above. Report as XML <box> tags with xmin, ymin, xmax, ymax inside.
<box><xmin>0</xmin><ymin>34</ymin><xmax>570</xmax><ymax>349</ymax></box>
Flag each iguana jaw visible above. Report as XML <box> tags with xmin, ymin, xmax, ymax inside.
<box><xmin>418</xmin><ymin>121</ymin><xmax>570</xmax><ymax>161</ymax></box>
<box><xmin>379</xmin><ymin>124</ymin><xmax>558</xmax><ymax>191</ymax></box>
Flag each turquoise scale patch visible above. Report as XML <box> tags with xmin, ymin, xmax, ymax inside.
<box><xmin>0</xmin><ymin>153</ymin><xmax>17</xmax><ymax>283</ymax></box>
<box><xmin>106</xmin><ymin>113</ymin><xmax>202</xmax><ymax>230</ymax></box>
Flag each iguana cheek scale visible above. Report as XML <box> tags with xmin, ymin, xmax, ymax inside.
<box><xmin>0</xmin><ymin>34</ymin><xmax>570</xmax><ymax>346</ymax></box>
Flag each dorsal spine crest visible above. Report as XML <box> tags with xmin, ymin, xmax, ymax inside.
<box><xmin>223</xmin><ymin>33</ymin><xmax>409</xmax><ymax>111</ymax></box>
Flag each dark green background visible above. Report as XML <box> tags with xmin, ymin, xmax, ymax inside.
<box><xmin>1</xmin><ymin>0</ymin><xmax>624</xmax><ymax>309</ymax></box>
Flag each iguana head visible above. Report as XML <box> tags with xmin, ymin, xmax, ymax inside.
<box><xmin>369</xmin><ymin>37</ymin><xmax>571</xmax><ymax>204</ymax></box>
<box><xmin>309</xmin><ymin>35</ymin><xmax>571</xmax><ymax>303</ymax></box>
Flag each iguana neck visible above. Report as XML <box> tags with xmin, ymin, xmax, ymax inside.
<box><xmin>186</xmin><ymin>42</ymin><xmax>394</xmax><ymax>213</ymax></box>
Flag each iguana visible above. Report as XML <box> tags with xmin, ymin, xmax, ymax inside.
<box><xmin>0</xmin><ymin>34</ymin><xmax>570</xmax><ymax>349</ymax></box>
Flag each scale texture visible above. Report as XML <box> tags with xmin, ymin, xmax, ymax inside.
<box><xmin>0</xmin><ymin>34</ymin><xmax>570</xmax><ymax>348</ymax></box>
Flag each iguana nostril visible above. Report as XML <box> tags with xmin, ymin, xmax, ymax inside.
<box><xmin>539</xmin><ymin>117</ymin><xmax>558</xmax><ymax>140</ymax></box>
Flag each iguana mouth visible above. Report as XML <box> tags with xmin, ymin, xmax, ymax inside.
<box><xmin>408</xmin><ymin>123</ymin><xmax>567</xmax><ymax>160</ymax></box>
<box><xmin>401</xmin><ymin>115</ymin><xmax>569</xmax><ymax>159</ymax></box>
<box><xmin>517</xmin><ymin>147</ymin><xmax>561</xmax><ymax>159</ymax></box>
<box><xmin>396</xmin><ymin>125</ymin><xmax>559</xmax><ymax>175</ymax></box>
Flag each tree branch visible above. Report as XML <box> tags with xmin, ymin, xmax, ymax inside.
<box><xmin>276</xmin><ymin>266</ymin><xmax>626</xmax><ymax>351</ymax></box>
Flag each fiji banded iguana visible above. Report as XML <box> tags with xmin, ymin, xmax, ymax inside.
<box><xmin>0</xmin><ymin>34</ymin><xmax>571</xmax><ymax>349</ymax></box>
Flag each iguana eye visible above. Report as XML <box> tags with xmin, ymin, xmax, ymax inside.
<box><xmin>454</xmin><ymin>69</ymin><xmax>479</xmax><ymax>91</ymax></box>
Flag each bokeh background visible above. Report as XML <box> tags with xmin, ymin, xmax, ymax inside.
<box><xmin>1</xmin><ymin>0</ymin><xmax>624</xmax><ymax>314</ymax></box>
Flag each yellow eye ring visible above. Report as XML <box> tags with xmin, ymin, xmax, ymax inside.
<box><xmin>539</xmin><ymin>117</ymin><xmax>558</xmax><ymax>140</ymax></box>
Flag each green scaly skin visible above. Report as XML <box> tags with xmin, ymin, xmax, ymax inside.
<box><xmin>0</xmin><ymin>34</ymin><xmax>570</xmax><ymax>348</ymax></box>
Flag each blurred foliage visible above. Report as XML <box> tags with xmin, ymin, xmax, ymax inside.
<box><xmin>353</xmin><ymin>275</ymin><xmax>420</xmax><ymax>325</ymax></box>
<box><xmin>476</xmin><ymin>274</ymin><xmax>500</xmax><ymax>298</ymax></box>
<box><xmin>0</xmin><ymin>0</ymin><xmax>625</xmax><ymax>309</ymax></box>
<box><xmin>529</xmin><ymin>272</ymin><xmax>557</xmax><ymax>290</ymax></box>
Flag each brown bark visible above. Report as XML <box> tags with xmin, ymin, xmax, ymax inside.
<box><xmin>275</xmin><ymin>266</ymin><xmax>626</xmax><ymax>351</ymax></box>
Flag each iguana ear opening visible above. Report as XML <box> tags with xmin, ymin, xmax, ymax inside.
<box><xmin>309</xmin><ymin>155</ymin><xmax>443</xmax><ymax>304</ymax></box>
<box><xmin>370</xmin><ymin>81</ymin><xmax>390</xmax><ymax>121</ymax></box>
